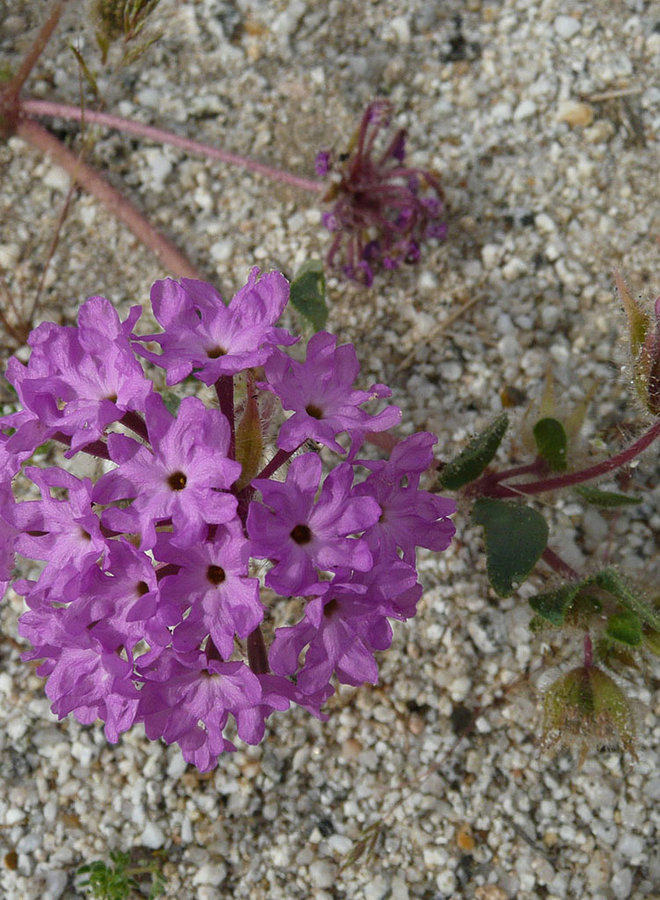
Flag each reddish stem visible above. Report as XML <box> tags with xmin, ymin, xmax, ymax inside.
<box><xmin>247</xmin><ymin>627</ymin><xmax>270</xmax><ymax>675</ymax></box>
<box><xmin>583</xmin><ymin>633</ymin><xmax>593</xmax><ymax>669</ymax></box>
<box><xmin>119</xmin><ymin>410</ymin><xmax>149</xmax><ymax>442</ymax></box>
<box><xmin>215</xmin><ymin>376</ymin><xmax>235</xmax><ymax>461</ymax></box>
<box><xmin>481</xmin><ymin>419</ymin><xmax>660</xmax><ymax>498</ymax></box>
<box><xmin>14</xmin><ymin>118</ymin><xmax>206</xmax><ymax>279</ymax></box>
<box><xmin>0</xmin><ymin>1</ymin><xmax>69</xmax><ymax>134</ymax></box>
<box><xmin>255</xmin><ymin>445</ymin><xmax>300</xmax><ymax>481</ymax></box>
<box><xmin>21</xmin><ymin>100</ymin><xmax>325</xmax><ymax>194</ymax></box>
<box><xmin>541</xmin><ymin>546</ymin><xmax>580</xmax><ymax>581</ymax></box>
<box><xmin>52</xmin><ymin>431</ymin><xmax>111</xmax><ymax>460</ymax></box>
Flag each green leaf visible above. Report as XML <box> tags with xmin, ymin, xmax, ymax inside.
<box><xmin>161</xmin><ymin>390</ymin><xmax>181</xmax><ymax>416</ymax></box>
<box><xmin>289</xmin><ymin>259</ymin><xmax>328</xmax><ymax>331</ymax></box>
<box><xmin>528</xmin><ymin>582</ymin><xmax>584</xmax><ymax>626</ymax></box>
<box><xmin>574</xmin><ymin>485</ymin><xmax>643</xmax><ymax>507</ymax></box>
<box><xmin>593</xmin><ymin>569</ymin><xmax>660</xmax><ymax>631</ymax></box>
<box><xmin>606</xmin><ymin>611</ymin><xmax>643</xmax><ymax>646</ymax></box>
<box><xmin>438</xmin><ymin>413</ymin><xmax>509</xmax><ymax>490</ymax></box>
<box><xmin>471</xmin><ymin>499</ymin><xmax>548</xmax><ymax>597</ymax></box>
<box><xmin>533</xmin><ymin>417</ymin><xmax>568</xmax><ymax>471</ymax></box>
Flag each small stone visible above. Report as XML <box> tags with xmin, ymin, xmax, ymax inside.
<box><xmin>0</xmin><ymin>244</ymin><xmax>19</xmax><ymax>270</ymax></box>
<box><xmin>456</xmin><ymin>822</ymin><xmax>475</xmax><ymax>852</ymax></box>
<box><xmin>342</xmin><ymin>738</ymin><xmax>363</xmax><ymax>758</ymax></box>
<box><xmin>514</xmin><ymin>99</ymin><xmax>536</xmax><ymax>120</ymax></box>
<box><xmin>611</xmin><ymin>868</ymin><xmax>633</xmax><ymax>900</ymax></box>
<box><xmin>210</xmin><ymin>239</ymin><xmax>234</xmax><ymax>263</ymax></box>
<box><xmin>140</xmin><ymin>822</ymin><xmax>166</xmax><ymax>849</ymax></box>
<box><xmin>475</xmin><ymin>886</ymin><xmax>509</xmax><ymax>900</ymax></box>
<box><xmin>557</xmin><ymin>101</ymin><xmax>594</xmax><ymax>127</ymax></box>
<box><xmin>42</xmin><ymin>166</ymin><xmax>70</xmax><ymax>193</ymax></box>
<box><xmin>42</xmin><ymin>870</ymin><xmax>68</xmax><ymax>900</ymax></box>
<box><xmin>16</xmin><ymin>832</ymin><xmax>40</xmax><ymax>854</ymax></box>
<box><xmin>535</xmin><ymin>213</ymin><xmax>556</xmax><ymax>234</ymax></box>
<box><xmin>482</xmin><ymin>243</ymin><xmax>504</xmax><ymax>268</ymax></box>
<box><xmin>554</xmin><ymin>15</ymin><xmax>581</xmax><ymax>39</ymax></box>
<box><xmin>390</xmin><ymin>876</ymin><xmax>410</xmax><ymax>900</ymax></box>
<box><xmin>436</xmin><ymin>869</ymin><xmax>457</xmax><ymax>893</ymax></box>
<box><xmin>387</xmin><ymin>16</ymin><xmax>411</xmax><ymax>43</ymax></box>
<box><xmin>617</xmin><ymin>833</ymin><xmax>644</xmax><ymax>860</ymax></box>
<box><xmin>309</xmin><ymin>859</ymin><xmax>336</xmax><ymax>889</ymax></box>
<box><xmin>193</xmin><ymin>863</ymin><xmax>227</xmax><ymax>886</ymax></box>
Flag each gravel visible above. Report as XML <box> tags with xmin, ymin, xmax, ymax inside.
<box><xmin>1</xmin><ymin>0</ymin><xmax>659</xmax><ymax>899</ymax></box>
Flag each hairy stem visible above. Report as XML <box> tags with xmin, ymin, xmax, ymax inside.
<box><xmin>215</xmin><ymin>376</ymin><xmax>235</xmax><ymax>462</ymax></box>
<box><xmin>21</xmin><ymin>99</ymin><xmax>326</xmax><ymax>193</ymax></box>
<box><xmin>541</xmin><ymin>546</ymin><xmax>580</xmax><ymax>581</ymax></box>
<box><xmin>481</xmin><ymin>419</ymin><xmax>660</xmax><ymax>498</ymax></box>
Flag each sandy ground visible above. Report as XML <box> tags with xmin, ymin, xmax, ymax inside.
<box><xmin>0</xmin><ymin>1</ymin><xmax>659</xmax><ymax>898</ymax></box>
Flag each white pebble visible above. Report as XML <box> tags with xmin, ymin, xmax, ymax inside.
<box><xmin>514</xmin><ymin>99</ymin><xmax>536</xmax><ymax>121</ymax></box>
<box><xmin>210</xmin><ymin>239</ymin><xmax>234</xmax><ymax>263</ymax></box>
<box><xmin>5</xmin><ymin>807</ymin><xmax>26</xmax><ymax>825</ymax></box>
<box><xmin>535</xmin><ymin>213</ymin><xmax>556</xmax><ymax>234</ymax></box>
<box><xmin>140</xmin><ymin>821</ymin><xmax>166</xmax><ymax>849</ymax></box>
<box><xmin>42</xmin><ymin>870</ymin><xmax>68</xmax><ymax>900</ymax></box>
<box><xmin>491</xmin><ymin>102</ymin><xmax>513</xmax><ymax>122</ymax></box>
<box><xmin>440</xmin><ymin>361</ymin><xmax>463</xmax><ymax>382</ymax></box>
<box><xmin>436</xmin><ymin>870</ymin><xmax>457</xmax><ymax>893</ymax></box>
<box><xmin>390</xmin><ymin>876</ymin><xmax>410</xmax><ymax>900</ymax></box>
<box><xmin>193</xmin><ymin>863</ymin><xmax>227</xmax><ymax>886</ymax></box>
<box><xmin>309</xmin><ymin>860</ymin><xmax>336</xmax><ymax>889</ymax></box>
<box><xmin>142</xmin><ymin>149</ymin><xmax>172</xmax><ymax>192</ymax></box>
<box><xmin>17</xmin><ymin>832</ymin><xmax>41</xmax><ymax>853</ymax></box>
<box><xmin>482</xmin><ymin>243</ymin><xmax>504</xmax><ymax>268</ymax></box>
<box><xmin>387</xmin><ymin>16</ymin><xmax>411</xmax><ymax>43</ymax></box>
<box><xmin>42</xmin><ymin>165</ymin><xmax>70</xmax><ymax>193</ymax></box>
<box><xmin>616</xmin><ymin>833</ymin><xmax>645</xmax><ymax>860</ymax></box>
<box><xmin>554</xmin><ymin>15</ymin><xmax>581</xmax><ymax>39</ymax></box>
<box><xmin>611</xmin><ymin>868</ymin><xmax>633</xmax><ymax>900</ymax></box>
<box><xmin>0</xmin><ymin>245</ymin><xmax>19</xmax><ymax>270</ymax></box>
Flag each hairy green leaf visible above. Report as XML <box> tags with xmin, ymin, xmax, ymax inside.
<box><xmin>438</xmin><ymin>413</ymin><xmax>509</xmax><ymax>490</ymax></box>
<box><xmin>290</xmin><ymin>259</ymin><xmax>328</xmax><ymax>331</ymax></box>
<box><xmin>594</xmin><ymin>569</ymin><xmax>660</xmax><ymax>631</ymax></box>
<box><xmin>471</xmin><ymin>498</ymin><xmax>548</xmax><ymax>597</ymax></box>
<box><xmin>533</xmin><ymin>417</ymin><xmax>568</xmax><ymax>472</ymax></box>
<box><xmin>574</xmin><ymin>485</ymin><xmax>642</xmax><ymax>507</ymax></box>
<box><xmin>606</xmin><ymin>610</ymin><xmax>643</xmax><ymax>646</ymax></box>
<box><xmin>528</xmin><ymin>582</ymin><xmax>584</xmax><ymax>626</ymax></box>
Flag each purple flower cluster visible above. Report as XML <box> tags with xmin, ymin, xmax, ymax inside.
<box><xmin>0</xmin><ymin>269</ymin><xmax>455</xmax><ymax>771</ymax></box>
<box><xmin>316</xmin><ymin>100</ymin><xmax>447</xmax><ymax>285</ymax></box>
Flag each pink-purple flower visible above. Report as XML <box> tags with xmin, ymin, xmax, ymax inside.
<box><xmin>0</xmin><ymin>266</ymin><xmax>456</xmax><ymax>771</ymax></box>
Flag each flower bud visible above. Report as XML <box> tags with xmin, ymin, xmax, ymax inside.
<box><xmin>541</xmin><ymin>664</ymin><xmax>637</xmax><ymax>762</ymax></box>
<box><xmin>616</xmin><ymin>272</ymin><xmax>660</xmax><ymax>417</ymax></box>
<box><xmin>235</xmin><ymin>373</ymin><xmax>263</xmax><ymax>491</ymax></box>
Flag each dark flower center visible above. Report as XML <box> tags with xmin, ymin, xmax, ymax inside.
<box><xmin>206</xmin><ymin>565</ymin><xmax>226</xmax><ymax>585</ymax></box>
<box><xmin>305</xmin><ymin>404</ymin><xmax>324</xmax><ymax>420</ymax></box>
<box><xmin>206</xmin><ymin>346</ymin><xmax>226</xmax><ymax>359</ymax></box>
<box><xmin>136</xmin><ymin>580</ymin><xmax>149</xmax><ymax>597</ymax></box>
<box><xmin>79</xmin><ymin>528</ymin><xmax>92</xmax><ymax>542</ymax></box>
<box><xmin>167</xmin><ymin>471</ymin><xmax>187</xmax><ymax>491</ymax></box>
<box><xmin>323</xmin><ymin>598</ymin><xmax>339</xmax><ymax>618</ymax></box>
<box><xmin>106</xmin><ymin>393</ymin><xmax>118</xmax><ymax>403</ymax></box>
<box><xmin>290</xmin><ymin>524</ymin><xmax>312</xmax><ymax>545</ymax></box>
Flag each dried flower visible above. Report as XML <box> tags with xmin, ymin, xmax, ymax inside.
<box><xmin>541</xmin><ymin>664</ymin><xmax>637</xmax><ymax>764</ymax></box>
<box><xmin>316</xmin><ymin>100</ymin><xmax>446</xmax><ymax>285</ymax></box>
<box><xmin>616</xmin><ymin>272</ymin><xmax>660</xmax><ymax>417</ymax></box>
